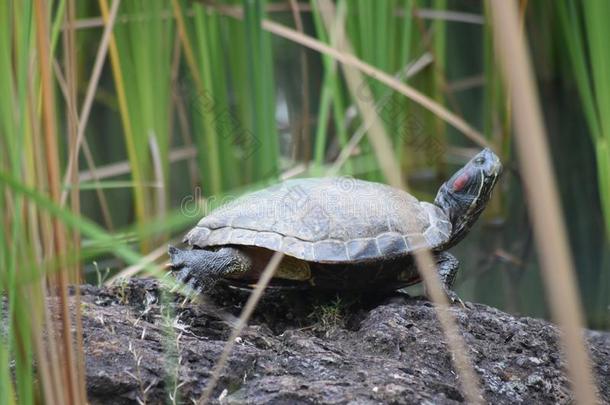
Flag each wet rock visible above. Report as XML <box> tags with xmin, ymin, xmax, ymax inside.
<box><xmin>71</xmin><ymin>279</ymin><xmax>609</xmax><ymax>404</ymax></box>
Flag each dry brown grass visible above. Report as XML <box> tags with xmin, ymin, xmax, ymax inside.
<box><xmin>489</xmin><ymin>1</ymin><xmax>598</xmax><ymax>403</ymax></box>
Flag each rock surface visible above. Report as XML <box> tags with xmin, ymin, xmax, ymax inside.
<box><xmin>76</xmin><ymin>278</ymin><xmax>609</xmax><ymax>404</ymax></box>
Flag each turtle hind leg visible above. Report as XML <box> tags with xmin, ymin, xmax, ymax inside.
<box><xmin>435</xmin><ymin>251</ymin><xmax>464</xmax><ymax>306</ymax></box>
<box><xmin>167</xmin><ymin>245</ymin><xmax>252</xmax><ymax>295</ymax></box>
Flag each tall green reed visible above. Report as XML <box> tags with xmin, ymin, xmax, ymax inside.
<box><xmin>108</xmin><ymin>0</ymin><xmax>174</xmax><ymax>251</ymax></box>
<box><xmin>557</xmin><ymin>0</ymin><xmax>610</xmax><ymax>237</ymax></box>
<box><xmin>0</xmin><ymin>0</ymin><xmax>86</xmax><ymax>402</ymax></box>
<box><xmin>174</xmin><ymin>0</ymin><xmax>280</xmax><ymax>196</ymax></box>
<box><xmin>556</xmin><ymin>0</ymin><xmax>610</xmax><ymax>328</ymax></box>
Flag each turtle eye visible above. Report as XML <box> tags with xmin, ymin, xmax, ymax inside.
<box><xmin>474</xmin><ymin>156</ymin><xmax>485</xmax><ymax>165</ymax></box>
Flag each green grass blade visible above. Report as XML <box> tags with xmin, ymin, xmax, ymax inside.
<box><xmin>0</xmin><ymin>170</ymin><xmax>150</xmax><ymax>272</ymax></box>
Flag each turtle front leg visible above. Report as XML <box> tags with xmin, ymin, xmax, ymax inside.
<box><xmin>434</xmin><ymin>251</ymin><xmax>463</xmax><ymax>306</ymax></box>
<box><xmin>167</xmin><ymin>245</ymin><xmax>252</xmax><ymax>295</ymax></box>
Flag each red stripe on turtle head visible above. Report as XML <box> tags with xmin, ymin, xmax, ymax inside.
<box><xmin>452</xmin><ymin>173</ymin><xmax>470</xmax><ymax>192</ymax></box>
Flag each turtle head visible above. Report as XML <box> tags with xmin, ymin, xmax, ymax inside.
<box><xmin>434</xmin><ymin>148</ymin><xmax>502</xmax><ymax>248</ymax></box>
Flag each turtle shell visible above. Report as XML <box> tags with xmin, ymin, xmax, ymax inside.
<box><xmin>184</xmin><ymin>177</ymin><xmax>452</xmax><ymax>263</ymax></box>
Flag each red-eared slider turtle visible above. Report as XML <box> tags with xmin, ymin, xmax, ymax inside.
<box><xmin>168</xmin><ymin>148</ymin><xmax>502</xmax><ymax>302</ymax></box>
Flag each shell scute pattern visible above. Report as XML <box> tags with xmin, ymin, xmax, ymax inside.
<box><xmin>376</xmin><ymin>233</ymin><xmax>409</xmax><ymax>255</ymax></box>
<box><xmin>346</xmin><ymin>238</ymin><xmax>379</xmax><ymax>260</ymax></box>
<box><xmin>313</xmin><ymin>240</ymin><xmax>349</xmax><ymax>261</ymax></box>
<box><xmin>188</xmin><ymin>178</ymin><xmax>452</xmax><ymax>263</ymax></box>
<box><xmin>253</xmin><ymin>231</ymin><xmax>282</xmax><ymax>251</ymax></box>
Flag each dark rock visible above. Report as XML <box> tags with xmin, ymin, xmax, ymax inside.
<box><xmin>73</xmin><ymin>278</ymin><xmax>609</xmax><ymax>404</ymax></box>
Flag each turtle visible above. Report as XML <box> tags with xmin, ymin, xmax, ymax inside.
<box><xmin>168</xmin><ymin>148</ymin><xmax>502</xmax><ymax>302</ymax></box>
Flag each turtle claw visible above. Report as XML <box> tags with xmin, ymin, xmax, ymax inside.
<box><xmin>423</xmin><ymin>289</ymin><xmax>465</xmax><ymax>307</ymax></box>
<box><xmin>173</xmin><ymin>276</ymin><xmax>205</xmax><ymax>306</ymax></box>
<box><xmin>171</xmin><ymin>268</ymin><xmax>208</xmax><ymax>299</ymax></box>
<box><xmin>166</xmin><ymin>245</ymin><xmax>237</xmax><ymax>298</ymax></box>
<box><xmin>445</xmin><ymin>289</ymin><xmax>466</xmax><ymax>308</ymax></box>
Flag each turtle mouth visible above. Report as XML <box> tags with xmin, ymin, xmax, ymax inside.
<box><xmin>488</xmin><ymin>155</ymin><xmax>502</xmax><ymax>177</ymax></box>
<box><xmin>478</xmin><ymin>148</ymin><xmax>503</xmax><ymax>177</ymax></box>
